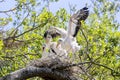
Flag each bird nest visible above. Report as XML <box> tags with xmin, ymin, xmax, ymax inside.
<box><xmin>28</xmin><ymin>55</ymin><xmax>82</xmax><ymax>80</ymax></box>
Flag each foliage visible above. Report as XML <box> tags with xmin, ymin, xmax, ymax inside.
<box><xmin>0</xmin><ymin>0</ymin><xmax>120</xmax><ymax>80</ymax></box>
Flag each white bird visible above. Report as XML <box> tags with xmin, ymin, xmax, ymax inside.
<box><xmin>43</xmin><ymin>7</ymin><xmax>89</xmax><ymax>58</ymax></box>
<box><xmin>50</xmin><ymin>7</ymin><xmax>89</xmax><ymax>52</ymax></box>
<box><xmin>41</xmin><ymin>33</ymin><xmax>52</xmax><ymax>58</ymax></box>
<box><xmin>42</xmin><ymin>33</ymin><xmax>67</xmax><ymax>58</ymax></box>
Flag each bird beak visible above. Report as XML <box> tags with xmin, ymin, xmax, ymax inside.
<box><xmin>45</xmin><ymin>39</ymin><xmax>48</xmax><ymax>44</ymax></box>
<box><xmin>42</xmin><ymin>46</ymin><xmax>45</xmax><ymax>53</ymax></box>
<box><xmin>42</xmin><ymin>47</ymin><xmax>45</xmax><ymax>51</ymax></box>
<box><xmin>56</xmin><ymin>42</ymin><xmax>60</xmax><ymax>48</ymax></box>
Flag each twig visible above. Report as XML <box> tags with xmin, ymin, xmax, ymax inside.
<box><xmin>9</xmin><ymin>12</ymin><xmax>30</xmax><ymax>36</ymax></box>
<box><xmin>92</xmin><ymin>62</ymin><xmax>113</xmax><ymax>71</ymax></box>
<box><xmin>79</xmin><ymin>65</ymin><xmax>95</xmax><ymax>80</ymax></box>
<box><xmin>1</xmin><ymin>53</ymin><xmax>40</xmax><ymax>60</ymax></box>
<box><xmin>0</xmin><ymin>6</ymin><xmax>18</xmax><ymax>13</ymax></box>
<box><xmin>52</xmin><ymin>59</ymin><xmax>120</xmax><ymax>76</ymax></box>
<box><xmin>52</xmin><ymin>61</ymin><xmax>91</xmax><ymax>70</ymax></box>
<box><xmin>80</xmin><ymin>28</ymin><xmax>92</xmax><ymax>61</ymax></box>
<box><xmin>4</xmin><ymin>20</ymin><xmax>48</xmax><ymax>41</ymax></box>
<box><xmin>0</xmin><ymin>0</ymin><xmax>4</xmax><ymax>2</ymax></box>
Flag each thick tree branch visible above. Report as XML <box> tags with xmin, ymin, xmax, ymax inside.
<box><xmin>0</xmin><ymin>54</ymin><xmax>119</xmax><ymax>80</ymax></box>
<box><xmin>0</xmin><ymin>66</ymin><xmax>75</xmax><ymax>80</ymax></box>
<box><xmin>0</xmin><ymin>56</ymin><xmax>81</xmax><ymax>80</ymax></box>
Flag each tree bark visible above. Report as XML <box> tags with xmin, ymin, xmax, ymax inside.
<box><xmin>0</xmin><ymin>66</ymin><xmax>75</xmax><ymax>80</ymax></box>
<box><xmin>0</xmin><ymin>57</ymin><xmax>81</xmax><ymax>80</ymax></box>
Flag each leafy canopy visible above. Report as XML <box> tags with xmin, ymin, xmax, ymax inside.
<box><xmin>0</xmin><ymin>0</ymin><xmax>120</xmax><ymax>80</ymax></box>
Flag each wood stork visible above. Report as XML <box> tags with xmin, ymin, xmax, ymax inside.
<box><xmin>51</xmin><ymin>7</ymin><xmax>88</xmax><ymax>50</ymax></box>
<box><xmin>43</xmin><ymin>7</ymin><xmax>89</xmax><ymax>59</ymax></box>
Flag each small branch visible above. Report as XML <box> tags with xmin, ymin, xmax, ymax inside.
<box><xmin>80</xmin><ymin>28</ymin><xmax>92</xmax><ymax>61</ymax></box>
<box><xmin>0</xmin><ymin>0</ymin><xmax>4</xmax><ymax>2</ymax></box>
<box><xmin>91</xmin><ymin>62</ymin><xmax>120</xmax><ymax>76</ymax></box>
<box><xmin>0</xmin><ymin>7</ymin><xmax>17</xmax><ymax>13</ymax></box>
<box><xmin>14</xmin><ymin>24</ymin><xmax>41</xmax><ymax>38</ymax></box>
<box><xmin>79</xmin><ymin>66</ymin><xmax>94</xmax><ymax>80</ymax></box>
<box><xmin>10</xmin><ymin>12</ymin><xmax>30</xmax><ymax>36</ymax></box>
<box><xmin>52</xmin><ymin>61</ymin><xmax>91</xmax><ymax>70</ymax></box>
<box><xmin>92</xmin><ymin>62</ymin><xmax>113</xmax><ymax>71</ymax></box>
<box><xmin>4</xmin><ymin>20</ymin><xmax>48</xmax><ymax>41</ymax></box>
<box><xmin>1</xmin><ymin>53</ymin><xmax>40</xmax><ymax>61</ymax></box>
<box><xmin>9</xmin><ymin>2</ymin><xmax>31</xmax><ymax>36</ymax></box>
<box><xmin>52</xmin><ymin>59</ymin><xmax>120</xmax><ymax>77</ymax></box>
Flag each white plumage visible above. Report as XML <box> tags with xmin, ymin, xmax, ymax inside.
<box><xmin>49</xmin><ymin>16</ymin><xmax>81</xmax><ymax>55</ymax></box>
<box><xmin>42</xmin><ymin>7</ymin><xmax>89</xmax><ymax>59</ymax></box>
<box><xmin>42</xmin><ymin>34</ymin><xmax>68</xmax><ymax>59</ymax></box>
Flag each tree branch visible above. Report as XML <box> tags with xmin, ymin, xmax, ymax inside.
<box><xmin>0</xmin><ymin>5</ymin><xmax>18</xmax><ymax>13</ymax></box>
<box><xmin>0</xmin><ymin>0</ymin><xmax>4</xmax><ymax>2</ymax></box>
<box><xmin>80</xmin><ymin>28</ymin><xmax>92</xmax><ymax>61</ymax></box>
<box><xmin>0</xmin><ymin>54</ymin><xmax>119</xmax><ymax>80</ymax></box>
<box><xmin>0</xmin><ymin>56</ymin><xmax>81</xmax><ymax>80</ymax></box>
<box><xmin>3</xmin><ymin>20</ymin><xmax>48</xmax><ymax>41</ymax></box>
<box><xmin>52</xmin><ymin>61</ymin><xmax>91</xmax><ymax>70</ymax></box>
<box><xmin>0</xmin><ymin>66</ymin><xmax>75</xmax><ymax>80</ymax></box>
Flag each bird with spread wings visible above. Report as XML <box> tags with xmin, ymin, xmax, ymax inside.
<box><xmin>42</xmin><ymin>7</ymin><xmax>89</xmax><ymax>58</ymax></box>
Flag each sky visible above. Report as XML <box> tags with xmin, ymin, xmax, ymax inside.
<box><xmin>0</xmin><ymin>0</ymin><xmax>16</xmax><ymax>17</ymax></box>
<box><xmin>0</xmin><ymin>0</ymin><xmax>119</xmax><ymax>30</ymax></box>
<box><xmin>0</xmin><ymin>0</ymin><xmax>91</xmax><ymax>17</ymax></box>
<box><xmin>49</xmin><ymin>0</ymin><xmax>92</xmax><ymax>13</ymax></box>
<box><xmin>0</xmin><ymin>0</ymin><xmax>92</xmax><ymax>30</ymax></box>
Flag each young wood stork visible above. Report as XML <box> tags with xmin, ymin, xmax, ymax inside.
<box><xmin>42</xmin><ymin>31</ymin><xmax>67</xmax><ymax>58</ymax></box>
<box><xmin>42</xmin><ymin>42</ymin><xmax>68</xmax><ymax>59</ymax></box>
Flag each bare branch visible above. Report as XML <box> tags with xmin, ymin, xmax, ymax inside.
<box><xmin>3</xmin><ymin>20</ymin><xmax>48</xmax><ymax>41</ymax></box>
<box><xmin>0</xmin><ymin>7</ymin><xmax>17</xmax><ymax>13</ymax></box>
<box><xmin>0</xmin><ymin>0</ymin><xmax>4</xmax><ymax>3</ymax></box>
<box><xmin>80</xmin><ymin>28</ymin><xmax>92</xmax><ymax>61</ymax></box>
<box><xmin>0</xmin><ymin>2</ymin><xmax>29</xmax><ymax>13</ymax></box>
<box><xmin>9</xmin><ymin>12</ymin><xmax>30</xmax><ymax>36</ymax></box>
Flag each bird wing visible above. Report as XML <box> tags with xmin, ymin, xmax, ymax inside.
<box><xmin>51</xmin><ymin>27</ymin><xmax>67</xmax><ymax>38</ymax></box>
<box><xmin>43</xmin><ymin>26</ymin><xmax>67</xmax><ymax>39</ymax></box>
<box><xmin>67</xmin><ymin>7</ymin><xmax>89</xmax><ymax>37</ymax></box>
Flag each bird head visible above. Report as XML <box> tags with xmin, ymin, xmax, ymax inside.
<box><xmin>56</xmin><ymin>38</ymin><xmax>63</xmax><ymax>48</ymax></box>
<box><xmin>43</xmin><ymin>31</ymin><xmax>52</xmax><ymax>44</ymax></box>
<box><xmin>45</xmin><ymin>34</ymin><xmax>52</xmax><ymax>43</ymax></box>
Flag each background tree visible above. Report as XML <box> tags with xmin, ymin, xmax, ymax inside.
<box><xmin>0</xmin><ymin>0</ymin><xmax>120</xmax><ymax>80</ymax></box>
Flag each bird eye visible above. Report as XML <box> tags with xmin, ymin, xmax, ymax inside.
<box><xmin>48</xmin><ymin>36</ymin><xmax>51</xmax><ymax>38</ymax></box>
<box><xmin>59</xmin><ymin>39</ymin><xmax>63</xmax><ymax>42</ymax></box>
<box><xmin>47</xmin><ymin>35</ymin><xmax>51</xmax><ymax>38</ymax></box>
